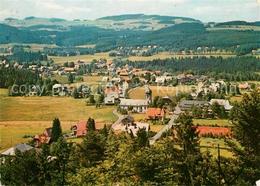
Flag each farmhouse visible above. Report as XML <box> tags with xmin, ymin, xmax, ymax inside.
<box><xmin>179</xmin><ymin>100</ymin><xmax>209</xmax><ymax>111</ymax></box>
<box><xmin>34</xmin><ymin>128</ymin><xmax>52</xmax><ymax>147</ymax></box>
<box><xmin>238</xmin><ymin>82</ymin><xmax>250</xmax><ymax>90</ymax></box>
<box><xmin>125</xmin><ymin>122</ymin><xmax>150</xmax><ymax>137</ymax></box>
<box><xmin>119</xmin><ymin>98</ymin><xmax>149</xmax><ymax>113</ymax></box>
<box><xmin>71</xmin><ymin>121</ymin><xmax>87</xmax><ymax>137</ymax></box>
<box><xmin>209</xmin><ymin>99</ymin><xmax>233</xmax><ymax>111</ymax></box>
<box><xmin>1</xmin><ymin>144</ymin><xmax>34</xmax><ymax>156</ymax></box>
<box><xmin>146</xmin><ymin>108</ymin><xmax>166</xmax><ymax>120</ymax></box>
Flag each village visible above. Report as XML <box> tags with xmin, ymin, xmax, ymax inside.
<box><xmin>0</xmin><ymin>55</ymin><xmax>254</xmax><ymax>155</ymax></box>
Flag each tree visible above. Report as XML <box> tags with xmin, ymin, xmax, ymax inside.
<box><xmin>68</xmin><ymin>73</ymin><xmax>74</xmax><ymax>84</ymax></box>
<box><xmin>87</xmin><ymin>117</ymin><xmax>96</xmax><ymax>131</ymax></box>
<box><xmin>86</xmin><ymin>95</ymin><xmax>95</xmax><ymax>105</ymax></box>
<box><xmin>51</xmin><ymin>118</ymin><xmax>62</xmax><ymax>142</ymax></box>
<box><xmin>72</xmin><ymin>88</ymin><xmax>79</xmax><ymax>99</ymax></box>
<box><xmin>226</xmin><ymin>90</ymin><xmax>260</xmax><ymax>185</ymax></box>
<box><xmin>50</xmin><ymin>137</ymin><xmax>73</xmax><ymax>185</ymax></box>
<box><xmin>135</xmin><ymin>128</ymin><xmax>149</xmax><ymax>149</ymax></box>
<box><xmin>211</xmin><ymin>102</ymin><xmax>226</xmax><ymax>118</ymax></box>
<box><xmin>78</xmin><ymin>131</ymin><xmax>105</xmax><ymax>166</ymax></box>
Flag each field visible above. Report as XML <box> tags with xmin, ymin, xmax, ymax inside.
<box><xmin>127</xmin><ymin>52</ymin><xmax>235</xmax><ymax>61</ymax></box>
<box><xmin>193</xmin><ymin>119</ymin><xmax>232</xmax><ymax>127</ymax></box>
<box><xmin>128</xmin><ymin>85</ymin><xmax>193</xmax><ymax>99</ymax></box>
<box><xmin>49</xmin><ymin>52</ymin><xmax>113</xmax><ymax>64</ymax></box>
<box><xmin>48</xmin><ymin>51</ymin><xmax>237</xmax><ymax>65</ymax></box>
<box><xmin>0</xmin><ymin>89</ymin><xmax>116</xmax><ymax>150</ymax></box>
<box><xmin>0</xmin><ymin>43</ymin><xmax>57</xmax><ymax>52</ymax></box>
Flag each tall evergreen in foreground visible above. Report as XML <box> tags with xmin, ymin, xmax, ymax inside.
<box><xmin>87</xmin><ymin>117</ymin><xmax>96</xmax><ymax>131</ymax></box>
<box><xmin>51</xmin><ymin>118</ymin><xmax>62</xmax><ymax>142</ymax></box>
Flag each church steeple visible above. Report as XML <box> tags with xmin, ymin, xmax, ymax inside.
<box><xmin>145</xmin><ymin>85</ymin><xmax>152</xmax><ymax>103</ymax></box>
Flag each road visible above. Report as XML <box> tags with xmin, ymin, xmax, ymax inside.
<box><xmin>111</xmin><ymin>109</ymin><xmax>128</xmax><ymax>130</ymax></box>
<box><xmin>149</xmin><ymin>106</ymin><xmax>181</xmax><ymax>145</ymax></box>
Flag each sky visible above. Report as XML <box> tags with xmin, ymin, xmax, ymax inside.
<box><xmin>0</xmin><ymin>0</ymin><xmax>259</xmax><ymax>22</ymax></box>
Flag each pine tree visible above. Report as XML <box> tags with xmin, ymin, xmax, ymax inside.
<box><xmin>51</xmin><ymin>118</ymin><xmax>62</xmax><ymax>142</ymax></box>
<box><xmin>87</xmin><ymin>117</ymin><xmax>96</xmax><ymax>131</ymax></box>
<box><xmin>135</xmin><ymin>128</ymin><xmax>149</xmax><ymax>149</ymax></box>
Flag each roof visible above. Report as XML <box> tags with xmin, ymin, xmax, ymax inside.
<box><xmin>146</xmin><ymin>108</ymin><xmax>165</xmax><ymax>118</ymax></box>
<box><xmin>73</xmin><ymin>121</ymin><xmax>87</xmax><ymax>137</ymax></box>
<box><xmin>179</xmin><ymin>100</ymin><xmax>208</xmax><ymax>108</ymax></box>
<box><xmin>126</xmin><ymin>122</ymin><xmax>150</xmax><ymax>137</ymax></box>
<box><xmin>196</xmin><ymin>126</ymin><xmax>231</xmax><ymax>136</ymax></box>
<box><xmin>64</xmin><ymin>67</ymin><xmax>75</xmax><ymax>72</ymax></box>
<box><xmin>105</xmin><ymin>86</ymin><xmax>120</xmax><ymax>95</ymax></box>
<box><xmin>209</xmin><ymin>99</ymin><xmax>233</xmax><ymax>110</ymax></box>
<box><xmin>120</xmin><ymin>99</ymin><xmax>149</xmax><ymax>106</ymax></box>
<box><xmin>1</xmin><ymin>144</ymin><xmax>33</xmax><ymax>156</ymax></box>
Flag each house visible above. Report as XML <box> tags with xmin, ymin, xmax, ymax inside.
<box><xmin>124</xmin><ymin>122</ymin><xmax>150</xmax><ymax>137</ymax></box>
<box><xmin>105</xmin><ymin>94</ymin><xmax>116</xmax><ymax>105</ymax></box>
<box><xmin>209</xmin><ymin>99</ymin><xmax>233</xmax><ymax>111</ymax></box>
<box><xmin>146</xmin><ymin>108</ymin><xmax>166</xmax><ymax>120</ymax></box>
<box><xmin>119</xmin><ymin>98</ymin><xmax>149</xmax><ymax>113</ymax></box>
<box><xmin>155</xmin><ymin>76</ymin><xmax>166</xmax><ymax>84</ymax></box>
<box><xmin>63</xmin><ymin>67</ymin><xmax>75</xmax><ymax>73</ymax></box>
<box><xmin>71</xmin><ymin>121</ymin><xmax>87</xmax><ymax>137</ymax></box>
<box><xmin>111</xmin><ymin>77</ymin><xmax>121</xmax><ymax>83</ymax></box>
<box><xmin>113</xmin><ymin>115</ymin><xmax>149</xmax><ymax>136</ymax></box>
<box><xmin>34</xmin><ymin>128</ymin><xmax>52</xmax><ymax>147</ymax></box>
<box><xmin>179</xmin><ymin>100</ymin><xmax>209</xmax><ymax>111</ymax></box>
<box><xmin>238</xmin><ymin>82</ymin><xmax>250</xmax><ymax>90</ymax></box>
<box><xmin>1</xmin><ymin>144</ymin><xmax>34</xmax><ymax>156</ymax></box>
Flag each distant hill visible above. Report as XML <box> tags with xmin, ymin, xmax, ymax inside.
<box><xmin>1</xmin><ymin>14</ymin><xmax>201</xmax><ymax>31</ymax></box>
<box><xmin>0</xmin><ymin>14</ymin><xmax>260</xmax><ymax>53</ymax></box>
<box><xmin>215</xmin><ymin>21</ymin><xmax>260</xmax><ymax>27</ymax></box>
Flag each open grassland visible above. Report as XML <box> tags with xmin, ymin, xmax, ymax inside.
<box><xmin>200</xmin><ymin>137</ymin><xmax>233</xmax><ymax>158</ymax></box>
<box><xmin>126</xmin><ymin>52</ymin><xmax>235</xmax><ymax>61</ymax></box>
<box><xmin>0</xmin><ymin>96</ymin><xmax>116</xmax><ymax>122</ymax></box>
<box><xmin>0</xmin><ymin>121</ymin><xmax>106</xmax><ymax>151</ymax></box>
<box><xmin>49</xmin><ymin>52</ymin><xmax>113</xmax><ymax>64</ymax></box>
<box><xmin>128</xmin><ymin>85</ymin><xmax>193</xmax><ymax>99</ymax></box>
<box><xmin>49</xmin><ymin>51</ymin><xmax>236</xmax><ymax>64</ymax></box>
<box><xmin>0</xmin><ymin>89</ymin><xmax>116</xmax><ymax>150</ymax></box>
<box><xmin>0</xmin><ymin>43</ymin><xmax>57</xmax><ymax>52</ymax></box>
<box><xmin>193</xmin><ymin>119</ymin><xmax>232</xmax><ymax>127</ymax></box>
<box><xmin>83</xmin><ymin>75</ymin><xmax>103</xmax><ymax>85</ymax></box>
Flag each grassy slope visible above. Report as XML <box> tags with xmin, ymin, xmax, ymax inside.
<box><xmin>0</xmin><ymin>88</ymin><xmax>116</xmax><ymax>150</ymax></box>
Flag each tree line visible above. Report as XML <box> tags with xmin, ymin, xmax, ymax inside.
<box><xmin>115</xmin><ymin>56</ymin><xmax>260</xmax><ymax>81</ymax></box>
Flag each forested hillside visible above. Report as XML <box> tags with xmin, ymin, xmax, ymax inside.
<box><xmin>1</xmin><ymin>15</ymin><xmax>260</xmax><ymax>53</ymax></box>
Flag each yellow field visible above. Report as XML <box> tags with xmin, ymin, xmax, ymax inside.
<box><xmin>193</xmin><ymin>119</ymin><xmax>232</xmax><ymax>127</ymax></box>
<box><xmin>128</xmin><ymin>85</ymin><xmax>193</xmax><ymax>99</ymax></box>
<box><xmin>127</xmin><ymin>52</ymin><xmax>235</xmax><ymax>61</ymax></box>
<box><xmin>0</xmin><ymin>89</ymin><xmax>117</xmax><ymax>150</ymax></box>
<box><xmin>49</xmin><ymin>52</ymin><xmax>113</xmax><ymax>64</ymax></box>
<box><xmin>49</xmin><ymin>51</ymin><xmax>237</xmax><ymax>64</ymax></box>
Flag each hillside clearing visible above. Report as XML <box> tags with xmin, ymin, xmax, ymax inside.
<box><xmin>49</xmin><ymin>52</ymin><xmax>113</xmax><ymax>64</ymax></box>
